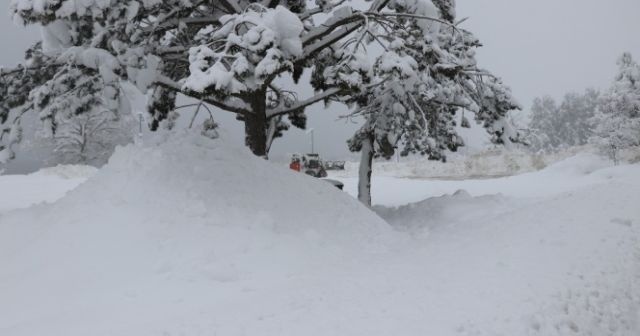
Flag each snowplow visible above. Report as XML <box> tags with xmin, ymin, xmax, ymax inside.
<box><xmin>288</xmin><ymin>153</ymin><xmax>344</xmax><ymax>189</ymax></box>
<box><xmin>289</xmin><ymin>153</ymin><xmax>330</xmax><ymax>179</ymax></box>
<box><xmin>300</xmin><ymin>153</ymin><xmax>327</xmax><ymax>178</ymax></box>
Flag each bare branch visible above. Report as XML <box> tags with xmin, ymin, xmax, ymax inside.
<box><xmin>219</xmin><ymin>0</ymin><xmax>243</xmax><ymax>14</ymax></box>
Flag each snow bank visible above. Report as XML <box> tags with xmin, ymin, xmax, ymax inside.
<box><xmin>0</xmin><ymin>133</ymin><xmax>396</xmax><ymax>336</ymax></box>
<box><xmin>331</xmin><ymin>146</ymin><xmax>605</xmax><ymax>180</ymax></box>
<box><xmin>0</xmin><ymin>165</ymin><xmax>95</xmax><ymax>214</ymax></box>
<box><xmin>35</xmin><ymin>164</ymin><xmax>98</xmax><ymax>179</ymax></box>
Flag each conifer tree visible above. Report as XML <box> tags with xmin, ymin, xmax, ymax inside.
<box><xmin>591</xmin><ymin>53</ymin><xmax>640</xmax><ymax>163</ymax></box>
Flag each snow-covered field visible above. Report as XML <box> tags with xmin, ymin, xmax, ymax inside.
<box><xmin>1</xmin><ymin>135</ymin><xmax>639</xmax><ymax>336</ymax></box>
<box><xmin>332</xmin><ymin>145</ymin><xmax>640</xmax><ymax>181</ymax></box>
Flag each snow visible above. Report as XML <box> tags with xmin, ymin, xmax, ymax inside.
<box><xmin>58</xmin><ymin>47</ymin><xmax>120</xmax><ymax>83</ymax></box>
<box><xmin>184</xmin><ymin>5</ymin><xmax>304</xmax><ymax>93</ymax></box>
<box><xmin>333</xmin><ymin>146</ymin><xmax>586</xmax><ymax>181</ymax></box>
<box><xmin>404</xmin><ymin>0</ymin><xmax>441</xmax><ymax>36</ymax></box>
<box><xmin>333</xmin><ymin>152</ymin><xmax>619</xmax><ymax>207</ymax></box>
<box><xmin>266</xmin><ymin>6</ymin><xmax>305</xmax><ymax>57</ymax></box>
<box><xmin>0</xmin><ymin>164</ymin><xmax>96</xmax><ymax>214</ymax></box>
<box><xmin>1</xmin><ymin>134</ymin><xmax>639</xmax><ymax>336</ymax></box>
<box><xmin>40</xmin><ymin>20</ymin><xmax>73</xmax><ymax>55</ymax></box>
<box><xmin>10</xmin><ymin>0</ymin><xmax>112</xmax><ymax>19</ymax></box>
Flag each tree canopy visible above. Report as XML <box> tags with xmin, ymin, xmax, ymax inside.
<box><xmin>1</xmin><ymin>0</ymin><xmax>519</xmax><ymax>168</ymax></box>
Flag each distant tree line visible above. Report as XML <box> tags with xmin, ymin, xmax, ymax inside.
<box><xmin>526</xmin><ymin>53</ymin><xmax>640</xmax><ymax>163</ymax></box>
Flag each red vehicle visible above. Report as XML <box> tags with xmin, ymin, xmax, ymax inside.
<box><xmin>289</xmin><ymin>156</ymin><xmax>301</xmax><ymax>172</ymax></box>
<box><xmin>289</xmin><ymin>153</ymin><xmax>327</xmax><ymax>178</ymax></box>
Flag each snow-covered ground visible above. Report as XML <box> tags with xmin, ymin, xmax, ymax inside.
<box><xmin>1</xmin><ymin>134</ymin><xmax>639</xmax><ymax>336</ymax></box>
<box><xmin>331</xmin><ymin>145</ymin><xmax>640</xmax><ymax>180</ymax></box>
<box><xmin>0</xmin><ymin>165</ymin><xmax>96</xmax><ymax>214</ymax></box>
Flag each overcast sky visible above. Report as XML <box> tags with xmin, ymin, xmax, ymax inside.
<box><xmin>2</xmin><ymin>0</ymin><xmax>640</xmax><ymax>160</ymax></box>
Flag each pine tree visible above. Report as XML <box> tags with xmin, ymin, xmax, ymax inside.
<box><xmin>527</xmin><ymin>89</ymin><xmax>599</xmax><ymax>152</ymax></box>
<box><xmin>2</xmin><ymin>0</ymin><xmax>517</xmax><ymax>166</ymax></box>
<box><xmin>2</xmin><ymin>0</ymin><xmax>520</xmax><ymax>202</ymax></box>
<box><xmin>343</xmin><ymin>0</ymin><xmax>520</xmax><ymax>205</ymax></box>
<box><xmin>591</xmin><ymin>53</ymin><xmax>640</xmax><ymax>163</ymax></box>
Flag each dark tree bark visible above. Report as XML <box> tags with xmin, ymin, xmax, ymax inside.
<box><xmin>244</xmin><ymin>90</ymin><xmax>268</xmax><ymax>157</ymax></box>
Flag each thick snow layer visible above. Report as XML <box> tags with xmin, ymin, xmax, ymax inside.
<box><xmin>1</xmin><ymin>138</ymin><xmax>639</xmax><ymax>336</ymax></box>
<box><xmin>371</xmin><ymin>177</ymin><xmax>640</xmax><ymax>335</ymax></box>
<box><xmin>0</xmin><ymin>134</ymin><xmax>396</xmax><ymax>335</ymax></box>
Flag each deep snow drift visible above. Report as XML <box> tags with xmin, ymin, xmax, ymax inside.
<box><xmin>0</xmin><ymin>134</ymin><xmax>397</xmax><ymax>336</ymax></box>
<box><xmin>1</xmin><ymin>134</ymin><xmax>639</xmax><ymax>336</ymax></box>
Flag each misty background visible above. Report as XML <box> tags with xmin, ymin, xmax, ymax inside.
<box><xmin>2</xmin><ymin>0</ymin><xmax>639</xmax><ymax>163</ymax></box>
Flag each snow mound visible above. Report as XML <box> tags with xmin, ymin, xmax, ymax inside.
<box><xmin>0</xmin><ymin>165</ymin><xmax>92</xmax><ymax>214</ymax></box>
<box><xmin>375</xmin><ymin>190</ymin><xmax>512</xmax><ymax>234</ymax></box>
<box><xmin>33</xmin><ymin>132</ymin><xmax>391</xmax><ymax>241</ymax></box>
<box><xmin>539</xmin><ymin>152</ymin><xmax>610</xmax><ymax>176</ymax></box>
<box><xmin>35</xmin><ymin>164</ymin><xmax>98</xmax><ymax>179</ymax></box>
<box><xmin>0</xmin><ymin>133</ymin><xmax>395</xmax><ymax>336</ymax></box>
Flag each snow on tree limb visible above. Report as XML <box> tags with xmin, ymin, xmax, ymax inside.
<box><xmin>155</xmin><ymin>74</ymin><xmax>251</xmax><ymax>116</ymax></box>
<box><xmin>3</xmin><ymin>0</ymin><xmax>520</xmax><ymax>162</ymax></box>
<box><xmin>266</xmin><ymin>88</ymin><xmax>342</xmax><ymax>118</ymax></box>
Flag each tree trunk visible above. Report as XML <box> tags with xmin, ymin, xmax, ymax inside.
<box><xmin>358</xmin><ymin>131</ymin><xmax>375</xmax><ymax>207</ymax></box>
<box><xmin>244</xmin><ymin>91</ymin><xmax>268</xmax><ymax>157</ymax></box>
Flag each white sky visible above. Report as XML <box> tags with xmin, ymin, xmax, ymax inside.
<box><xmin>1</xmin><ymin>0</ymin><xmax>639</xmax><ymax>160</ymax></box>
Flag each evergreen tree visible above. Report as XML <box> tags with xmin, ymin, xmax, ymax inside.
<box><xmin>527</xmin><ymin>89</ymin><xmax>599</xmax><ymax>151</ymax></box>
<box><xmin>343</xmin><ymin>0</ymin><xmax>520</xmax><ymax>205</ymax></box>
<box><xmin>591</xmin><ymin>53</ymin><xmax>640</xmax><ymax>163</ymax></box>
<box><xmin>1</xmin><ymin>0</ymin><xmax>520</xmax><ymax>205</ymax></box>
<box><xmin>2</xmin><ymin>0</ymin><xmax>518</xmax><ymax>164</ymax></box>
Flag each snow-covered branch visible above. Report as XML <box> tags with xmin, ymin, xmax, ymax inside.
<box><xmin>300</xmin><ymin>0</ymin><xmax>390</xmax><ymax>57</ymax></box>
<box><xmin>266</xmin><ymin>88</ymin><xmax>342</xmax><ymax>118</ymax></box>
<box><xmin>364</xmin><ymin>11</ymin><xmax>461</xmax><ymax>33</ymax></box>
<box><xmin>154</xmin><ymin>74</ymin><xmax>251</xmax><ymax>115</ymax></box>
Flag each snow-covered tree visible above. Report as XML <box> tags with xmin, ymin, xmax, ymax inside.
<box><xmin>590</xmin><ymin>53</ymin><xmax>640</xmax><ymax>163</ymax></box>
<box><xmin>527</xmin><ymin>96</ymin><xmax>557</xmax><ymax>150</ymax></box>
<box><xmin>0</xmin><ymin>0</ymin><xmax>148</xmax><ymax>164</ymax></box>
<box><xmin>2</xmin><ymin>0</ymin><xmax>517</xmax><ymax>167</ymax></box>
<box><xmin>341</xmin><ymin>0</ymin><xmax>521</xmax><ymax>205</ymax></box>
<box><xmin>0</xmin><ymin>42</ymin><xmax>59</xmax><ymax>164</ymax></box>
<box><xmin>527</xmin><ymin>89</ymin><xmax>599</xmax><ymax>151</ymax></box>
<box><xmin>1</xmin><ymin>0</ymin><xmax>521</xmax><ymax>207</ymax></box>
